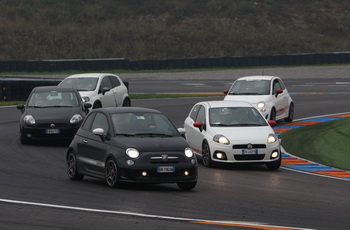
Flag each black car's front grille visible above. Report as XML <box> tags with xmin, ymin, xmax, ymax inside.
<box><xmin>232</xmin><ymin>144</ymin><xmax>266</xmax><ymax>149</ymax></box>
<box><xmin>234</xmin><ymin>154</ymin><xmax>265</xmax><ymax>160</ymax></box>
<box><xmin>37</xmin><ymin>123</ymin><xmax>70</xmax><ymax>128</ymax></box>
<box><xmin>150</xmin><ymin>156</ymin><xmax>179</xmax><ymax>163</ymax></box>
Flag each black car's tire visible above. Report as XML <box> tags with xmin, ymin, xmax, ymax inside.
<box><xmin>266</xmin><ymin>157</ymin><xmax>281</xmax><ymax>170</ymax></box>
<box><xmin>284</xmin><ymin>103</ymin><xmax>294</xmax><ymax>122</ymax></box>
<box><xmin>105</xmin><ymin>158</ymin><xmax>119</xmax><ymax>188</ymax></box>
<box><xmin>270</xmin><ymin>108</ymin><xmax>276</xmax><ymax>121</ymax></box>
<box><xmin>122</xmin><ymin>98</ymin><xmax>131</xmax><ymax>107</ymax></box>
<box><xmin>67</xmin><ymin>151</ymin><xmax>84</xmax><ymax>180</ymax></box>
<box><xmin>202</xmin><ymin>142</ymin><xmax>213</xmax><ymax>167</ymax></box>
<box><xmin>177</xmin><ymin>181</ymin><xmax>197</xmax><ymax>190</ymax></box>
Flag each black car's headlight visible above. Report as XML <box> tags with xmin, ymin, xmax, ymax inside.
<box><xmin>70</xmin><ymin>114</ymin><xmax>83</xmax><ymax>124</ymax></box>
<box><xmin>213</xmin><ymin>134</ymin><xmax>230</xmax><ymax>145</ymax></box>
<box><xmin>126</xmin><ymin>148</ymin><xmax>139</xmax><ymax>158</ymax></box>
<box><xmin>24</xmin><ymin>115</ymin><xmax>35</xmax><ymax>125</ymax></box>
<box><xmin>184</xmin><ymin>147</ymin><xmax>194</xmax><ymax>158</ymax></box>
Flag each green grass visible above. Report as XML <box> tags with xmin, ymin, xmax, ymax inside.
<box><xmin>280</xmin><ymin>117</ymin><xmax>350</xmax><ymax>171</ymax></box>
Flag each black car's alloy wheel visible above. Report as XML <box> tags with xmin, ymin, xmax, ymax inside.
<box><xmin>202</xmin><ymin>142</ymin><xmax>213</xmax><ymax>167</ymax></box>
<box><xmin>67</xmin><ymin>152</ymin><xmax>84</xmax><ymax>180</ymax></box>
<box><xmin>105</xmin><ymin>158</ymin><xmax>119</xmax><ymax>187</ymax></box>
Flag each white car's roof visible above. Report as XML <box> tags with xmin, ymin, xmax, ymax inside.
<box><xmin>200</xmin><ymin>100</ymin><xmax>253</xmax><ymax>108</ymax></box>
<box><xmin>236</xmin><ymin>76</ymin><xmax>278</xmax><ymax>81</ymax></box>
<box><xmin>66</xmin><ymin>73</ymin><xmax>115</xmax><ymax>79</ymax></box>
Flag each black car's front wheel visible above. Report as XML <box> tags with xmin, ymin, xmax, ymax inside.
<box><xmin>177</xmin><ymin>181</ymin><xmax>197</xmax><ymax>190</ymax></box>
<box><xmin>105</xmin><ymin>158</ymin><xmax>119</xmax><ymax>188</ymax></box>
<box><xmin>67</xmin><ymin>151</ymin><xmax>84</xmax><ymax>180</ymax></box>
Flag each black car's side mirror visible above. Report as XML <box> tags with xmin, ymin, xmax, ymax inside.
<box><xmin>17</xmin><ymin>104</ymin><xmax>25</xmax><ymax>113</ymax></box>
<box><xmin>93</xmin><ymin>128</ymin><xmax>108</xmax><ymax>141</ymax></box>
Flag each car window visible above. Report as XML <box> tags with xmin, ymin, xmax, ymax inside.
<box><xmin>60</xmin><ymin>78</ymin><xmax>98</xmax><ymax>91</ymax></box>
<box><xmin>91</xmin><ymin>113</ymin><xmax>109</xmax><ymax>135</ymax></box>
<box><xmin>112</xmin><ymin>112</ymin><xmax>179</xmax><ymax>136</ymax></box>
<box><xmin>108</xmin><ymin>75</ymin><xmax>121</xmax><ymax>88</ymax></box>
<box><xmin>209</xmin><ymin>107</ymin><xmax>267</xmax><ymax>127</ymax></box>
<box><xmin>273</xmin><ymin>79</ymin><xmax>283</xmax><ymax>93</ymax></box>
<box><xmin>100</xmin><ymin>76</ymin><xmax>113</xmax><ymax>91</ymax></box>
<box><xmin>229</xmin><ymin>80</ymin><xmax>270</xmax><ymax>95</ymax></box>
<box><xmin>27</xmin><ymin>91</ymin><xmax>79</xmax><ymax>107</ymax></box>
<box><xmin>82</xmin><ymin>113</ymin><xmax>96</xmax><ymax>130</ymax></box>
<box><xmin>189</xmin><ymin>104</ymin><xmax>201</xmax><ymax>120</ymax></box>
<box><xmin>195</xmin><ymin>106</ymin><xmax>206</xmax><ymax>123</ymax></box>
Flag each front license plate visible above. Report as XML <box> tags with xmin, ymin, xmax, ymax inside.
<box><xmin>242</xmin><ymin>149</ymin><xmax>258</xmax><ymax>154</ymax></box>
<box><xmin>45</xmin><ymin>129</ymin><xmax>60</xmax><ymax>134</ymax></box>
<box><xmin>157</xmin><ymin>166</ymin><xmax>175</xmax><ymax>173</ymax></box>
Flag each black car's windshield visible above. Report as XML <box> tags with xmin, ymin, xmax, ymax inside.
<box><xmin>112</xmin><ymin>112</ymin><xmax>180</xmax><ymax>137</ymax></box>
<box><xmin>59</xmin><ymin>77</ymin><xmax>98</xmax><ymax>91</ymax></box>
<box><xmin>228</xmin><ymin>79</ymin><xmax>270</xmax><ymax>95</ymax></box>
<box><xmin>27</xmin><ymin>91</ymin><xmax>80</xmax><ymax>107</ymax></box>
<box><xmin>209</xmin><ymin>107</ymin><xmax>268</xmax><ymax>127</ymax></box>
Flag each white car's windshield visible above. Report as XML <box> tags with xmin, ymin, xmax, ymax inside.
<box><xmin>209</xmin><ymin>107</ymin><xmax>268</xmax><ymax>127</ymax></box>
<box><xmin>228</xmin><ymin>79</ymin><xmax>270</xmax><ymax>95</ymax></box>
<box><xmin>112</xmin><ymin>112</ymin><xmax>180</xmax><ymax>137</ymax></box>
<box><xmin>27</xmin><ymin>91</ymin><xmax>80</xmax><ymax>107</ymax></box>
<box><xmin>60</xmin><ymin>78</ymin><xmax>98</xmax><ymax>91</ymax></box>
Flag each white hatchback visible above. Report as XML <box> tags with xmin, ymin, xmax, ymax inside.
<box><xmin>224</xmin><ymin>76</ymin><xmax>294</xmax><ymax>122</ymax></box>
<box><xmin>184</xmin><ymin>100</ymin><xmax>281</xmax><ymax>170</ymax></box>
<box><xmin>59</xmin><ymin>73</ymin><xmax>130</xmax><ymax>109</ymax></box>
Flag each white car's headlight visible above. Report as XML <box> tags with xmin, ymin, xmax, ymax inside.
<box><xmin>257</xmin><ymin>101</ymin><xmax>265</xmax><ymax>108</ymax></box>
<box><xmin>213</xmin><ymin>135</ymin><xmax>230</xmax><ymax>145</ymax></box>
<box><xmin>184</xmin><ymin>147</ymin><xmax>194</xmax><ymax>158</ymax></box>
<box><xmin>70</xmin><ymin>114</ymin><xmax>83</xmax><ymax>124</ymax></box>
<box><xmin>267</xmin><ymin>134</ymin><xmax>278</xmax><ymax>144</ymax></box>
<box><xmin>24</xmin><ymin>115</ymin><xmax>35</xmax><ymax>125</ymax></box>
<box><xmin>82</xmin><ymin>96</ymin><xmax>90</xmax><ymax>103</ymax></box>
<box><xmin>126</xmin><ymin>148</ymin><xmax>139</xmax><ymax>158</ymax></box>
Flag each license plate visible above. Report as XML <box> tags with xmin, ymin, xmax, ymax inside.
<box><xmin>157</xmin><ymin>166</ymin><xmax>175</xmax><ymax>173</ymax></box>
<box><xmin>242</xmin><ymin>149</ymin><xmax>258</xmax><ymax>154</ymax></box>
<box><xmin>45</xmin><ymin>129</ymin><xmax>60</xmax><ymax>134</ymax></box>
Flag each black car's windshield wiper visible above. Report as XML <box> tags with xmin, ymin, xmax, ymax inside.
<box><xmin>135</xmin><ymin>133</ymin><xmax>174</xmax><ymax>137</ymax></box>
<box><xmin>115</xmin><ymin>133</ymin><xmax>136</xmax><ymax>136</ymax></box>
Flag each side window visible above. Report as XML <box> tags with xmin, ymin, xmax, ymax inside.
<box><xmin>196</xmin><ymin>106</ymin><xmax>206</xmax><ymax>123</ymax></box>
<box><xmin>108</xmin><ymin>75</ymin><xmax>121</xmax><ymax>88</ymax></box>
<box><xmin>273</xmin><ymin>80</ymin><xmax>282</xmax><ymax>93</ymax></box>
<box><xmin>100</xmin><ymin>76</ymin><xmax>113</xmax><ymax>91</ymax></box>
<box><xmin>190</xmin><ymin>105</ymin><xmax>201</xmax><ymax>120</ymax></box>
<box><xmin>91</xmin><ymin>113</ymin><xmax>109</xmax><ymax>135</ymax></box>
<box><xmin>278</xmin><ymin>79</ymin><xmax>286</xmax><ymax>90</ymax></box>
<box><xmin>82</xmin><ymin>113</ymin><xmax>96</xmax><ymax>130</ymax></box>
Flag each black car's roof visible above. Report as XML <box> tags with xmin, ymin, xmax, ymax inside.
<box><xmin>32</xmin><ymin>86</ymin><xmax>78</xmax><ymax>92</ymax></box>
<box><xmin>93</xmin><ymin>107</ymin><xmax>162</xmax><ymax>114</ymax></box>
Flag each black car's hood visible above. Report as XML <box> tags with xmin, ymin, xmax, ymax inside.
<box><xmin>23</xmin><ymin>106</ymin><xmax>83</xmax><ymax>122</ymax></box>
<box><xmin>113</xmin><ymin>136</ymin><xmax>189</xmax><ymax>152</ymax></box>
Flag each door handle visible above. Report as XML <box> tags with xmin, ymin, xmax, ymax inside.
<box><xmin>82</xmin><ymin>139</ymin><xmax>88</xmax><ymax>144</ymax></box>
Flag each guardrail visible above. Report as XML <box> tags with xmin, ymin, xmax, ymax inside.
<box><xmin>1</xmin><ymin>52</ymin><xmax>350</xmax><ymax>101</ymax></box>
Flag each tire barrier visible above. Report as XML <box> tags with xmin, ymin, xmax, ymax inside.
<box><xmin>0</xmin><ymin>52</ymin><xmax>349</xmax><ymax>73</ymax></box>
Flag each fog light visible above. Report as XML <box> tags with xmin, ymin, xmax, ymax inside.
<box><xmin>27</xmin><ymin>133</ymin><xmax>32</xmax><ymax>138</ymax></box>
<box><xmin>271</xmin><ymin>151</ymin><xmax>279</xmax><ymax>159</ymax></box>
<box><xmin>214</xmin><ymin>152</ymin><xmax>227</xmax><ymax>160</ymax></box>
<box><xmin>142</xmin><ymin>171</ymin><xmax>147</xmax><ymax>176</ymax></box>
<box><xmin>126</xmin><ymin>160</ymin><xmax>134</xmax><ymax>166</ymax></box>
<box><xmin>184</xmin><ymin>170</ymin><xmax>189</xmax><ymax>176</ymax></box>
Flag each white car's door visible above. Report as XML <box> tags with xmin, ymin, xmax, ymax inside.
<box><xmin>272</xmin><ymin>78</ymin><xmax>289</xmax><ymax>119</ymax></box>
<box><xmin>99</xmin><ymin>76</ymin><xmax>116</xmax><ymax>107</ymax></box>
<box><xmin>185</xmin><ymin>104</ymin><xmax>206</xmax><ymax>154</ymax></box>
<box><xmin>108</xmin><ymin>75</ymin><xmax>127</xmax><ymax>107</ymax></box>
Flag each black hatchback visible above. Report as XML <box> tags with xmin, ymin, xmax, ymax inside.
<box><xmin>66</xmin><ymin>107</ymin><xmax>198</xmax><ymax>190</ymax></box>
<box><xmin>17</xmin><ymin>86</ymin><xmax>91</xmax><ymax>144</ymax></box>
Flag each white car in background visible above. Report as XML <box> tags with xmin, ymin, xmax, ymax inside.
<box><xmin>184</xmin><ymin>100</ymin><xmax>281</xmax><ymax>170</ymax></box>
<box><xmin>224</xmin><ymin>76</ymin><xmax>294</xmax><ymax>122</ymax></box>
<box><xmin>59</xmin><ymin>73</ymin><xmax>130</xmax><ymax>109</ymax></box>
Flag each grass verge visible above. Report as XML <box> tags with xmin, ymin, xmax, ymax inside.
<box><xmin>280</xmin><ymin>117</ymin><xmax>350</xmax><ymax>171</ymax></box>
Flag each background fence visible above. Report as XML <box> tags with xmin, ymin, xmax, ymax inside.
<box><xmin>1</xmin><ymin>52</ymin><xmax>350</xmax><ymax>101</ymax></box>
